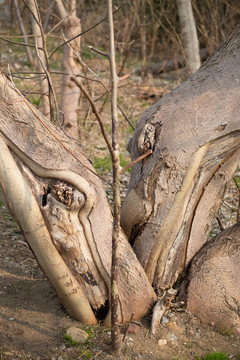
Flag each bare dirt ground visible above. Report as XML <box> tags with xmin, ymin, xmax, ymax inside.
<box><xmin>0</xmin><ymin>181</ymin><xmax>240</xmax><ymax>360</ymax></box>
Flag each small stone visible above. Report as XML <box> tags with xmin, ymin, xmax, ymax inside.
<box><xmin>168</xmin><ymin>333</ymin><xmax>178</xmax><ymax>342</ymax></box>
<box><xmin>161</xmin><ymin>316</ymin><xmax>169</xmax><ymax>325</ymax></box>
<box><xmin>9</xmin><ymin>317</ymin><xmax>15</xmax><ymax>321</ymax></box>
<box><xmin>158</xmin><ymin>339</ymin><xmax>167</xmax><ymax>346</ymax></box>
<box><xmin>127</xmin><ymin>337</ymin><xmax>134</xmax><ymax>342</ymax></box>
<box><xmin>65</xmin><ymin>327</ymin><xmax>88</xmax><ymax>344</ymax></box>
<box><xmin>59</xmin><ymin>343</ymin><xmax>66</xmax><ymax>351</ymax></box>
<box><xmin>128</xmin><ymin>323</ymin><xmax>141</xmax><ymax>334</ymax></box>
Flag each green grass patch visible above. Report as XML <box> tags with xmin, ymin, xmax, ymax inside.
<box><xmin>63</xmin><ymin>333</ymin><xmax>81</xmax><ymax>347</ymax></box>
<box><xmin>92</xmin><ymin>154</ymin><xmax>130</xmax><ymax>174</ymax></box>
<box><xmin>197</xmin><ymin>352</ymin><xmax>228</xmax><ymax>360</ymax></box>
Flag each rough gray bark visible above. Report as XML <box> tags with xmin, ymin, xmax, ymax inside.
<box><xmin>176</xmin><ymin>0</ymin><xmax>201</xmax><ymax>73</ymax></box>
<box><xmin>121</xmin><ymin>23</ymin><xmax>240</xmax><ymax>292</ymax></box>
<box><xmin>184</xmin><ymin>223</ymin><xmax>240</xmax><ymax>336</ymax></box>
<box><xmin>0</xmin><ymin>71</ymin><xmax>156</xmax><ymax>325</ymax></box>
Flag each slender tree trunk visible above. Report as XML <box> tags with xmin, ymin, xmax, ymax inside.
<box><xmin>14</xmin><ymin>0</ymin><xmax>34</xmax><ymax>66</ymax></box>
<box><xmin>176</xmin><ymin>0</ymin><xmax>201</xmax><ymax>73</ymax></box>
<box><xmin>55</xmin><ymin>0</ymin><xmax>82</xmax><ymax>138</ymax></box>
<box><xmin>27</xmin><ymin>0</ymin><xmax>50</xmax><ymax>116</ymax></box>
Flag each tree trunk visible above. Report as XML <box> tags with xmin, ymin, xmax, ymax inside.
<box><xmin>55</xmin><ymin>0</ymin><xmax>82</xmax><ymax>138</ymax></box>
<box><xmin>176</xmin><ymin>0</ymin><xmax>201</xmax><ymax>73</ymax></box>
<box><xmin>27</xmin><ymin>0</ymin><xmax>50</xmax><ymax>116</ymax></box>
<box><xmin>1</xmin><ymin>21</ymin><xmax>240</xmax><ymax>335</ymax></box>
<box><xmin>0</xmin><ymin>71</ymin><xmax>156</xmax><ymax>325</ymax></box>
<box><xmin>183</xmin><ymin>222</ymin><xmax>240</xmax><ymax>336</ymax></box>
<box><xmin>14</xmin><ymin>0</ymin><xmax>34</xmax><ymax>66</ymax></box>
<box><xmin>121</xmin><ymin>23</ymin><xmax>240</xmax><ymax>292</ymax></box>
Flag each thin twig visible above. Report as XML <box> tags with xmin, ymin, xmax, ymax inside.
<box><xmin>88</xmin><ymin>45</ymin><xmax>109</xmax><ymax>58</ymax></box>
<box><xmin>66</xmin><ymin>33</ymin><xmax>134</xmax><ymax>130</ymax></box>
<box><xmin>122</xmin><ymin>312</ymin><xmax>135</xmax><ymax>343</ymax></box>
<box><xmin>120</xmin><ymin>149</ymin><xmax>152</xmax><ymax>174</ymax></box>
<box><xmin>71</xmin><ymin>76</ymin><xmax>114</xmax><ymax>156</ymax></box>
<box><xmin>14</xmin><ymin>0</ymin><xmax>34</xmax><ymax>65</ymax></box>
<box><xmin>216</xmin><ymin>216</ymin><xmax>224</xmax><ymax>231</ymax></box>
<box><xmin>23</xmin><ymin>0</ymin><xmax>41</xmax><ymax>28</ymax></box>
<box><xmin>47</xmin><ymin>1</ymin><xmax>81</xmax><ymax>36</ymax></box>
<box><xmin>48</xmin><ymin>3</ymin><xmax>128</xmax><ymax>59</ymax></box>
<box><xmin>0</xmin><ymin>36</ymin><xmax>42</xmax><ymax>49</ymax></box>
<box><xmin>34</xmin><ymin>42</ymin><xmax>56</xmax><ymax>121</ymax></box>
<box><xmin>108</xmin><ymin>0</ymin><xmax>122</xmax><ymax>355</ymax></box>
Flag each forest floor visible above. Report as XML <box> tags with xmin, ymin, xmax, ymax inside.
<box><xmin>0</xmin><ymin>195</ymin><xmax>240</xmax><ymax>360</ymax></box>
<box><xmin>0</xmin><ymin>48</ymin><xmax>240</xmax><ymax>359</ymax></box>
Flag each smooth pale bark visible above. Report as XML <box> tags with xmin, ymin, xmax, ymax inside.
<box><xmin>55</xmin><ymin>0</ymin><xmax>82</xmax><ymax>138</ymax></box>
<box><xmin>0</xmin><ymin>71</ymin><xmax>156</xmax><ymax>324</ymax></box>
<box><xmin>176</xmin><ymin>0</ymin><xmax>201</xmax><ymax>73</ymax></box>
<box><xmin>0</xmin><ymin>134</ymin><xmax>96</xmax><ymax>324</ymax></box>
<box><xmin>121</xmin><ymin>23</ymin><xmax>240</xmax><ymax>291</ymax></box>
<box><xmin>185</xmin><ymin>223</ymin><xmax>240</xmax><ymax>336</ymax></box>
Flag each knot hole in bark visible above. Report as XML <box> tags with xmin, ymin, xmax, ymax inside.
<box><xmin>42</xmin><ymin>180</ymin><xmax>85</xmax><ymax>211</ymax></box>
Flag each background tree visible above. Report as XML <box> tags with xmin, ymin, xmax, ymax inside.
<box><xmin>54</xmin><ymin>0</ymin><xmax>82</xmax><ymax>138</ymax></box>
<box><xmin>176</xmin><ymin>0</ymin><xmax>201</xmax><ymax>73</ymax></box>
<box><xmin>26</xmin><ymin>0</ymin><xmax>50</xmax><ymax>116</ymax></box>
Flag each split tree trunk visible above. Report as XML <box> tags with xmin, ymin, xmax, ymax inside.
<box><xmin>0</xmin><ymin>71</ymin><xmax>156</xmax><ymax>325</ymax></box>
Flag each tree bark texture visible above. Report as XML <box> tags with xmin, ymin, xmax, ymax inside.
<box><xmin>184</xmin><ymin>223</ymin><xmax>240</xmax><ymax>336</ymax></box>
<box><xmin>0</xmin><ymin>71</ymin><xmax>156</xmax><ymax>324</ymax></box>
<box><xmin>176</xmin><ymin>0</ymin><xmax>201</xmax><ymax>73</ymax></box>
<box><xmin>121</xmin><ymin>23</ymin><xmax>240</xmax><ymax>291</ymax></box>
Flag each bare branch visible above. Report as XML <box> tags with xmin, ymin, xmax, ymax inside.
<box><xmin>88</xmin><ymin>45</ymin><xmax>109</xmax><ymax>58</ymax></box>
<box><xmin>0</xmin><ymin>36</ymin><xmax>42</xmax><ymax>49</ymax></box>
<box><xmin>71</xmin><ymin>76</ymin><xmax>114</xmax><ymax>157</ymax></box>
<box><xmin>14</xmin><ymin>0</ymin><xmax>34</xmax><ymax>65</ymax></box>
<box><xmin>48</xmin><ymin>3</ymin><xmax>128</xmax><ymax>59</ymax></box>
<box><xmin>47</xmin><ymin>1</ymin><xmax>81</xmax><ymax>37</ymax></box>
<box><xmin>120</xmin><ymin>149</ymin><xmax>152</xmax><ymax>174</ymax></box>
